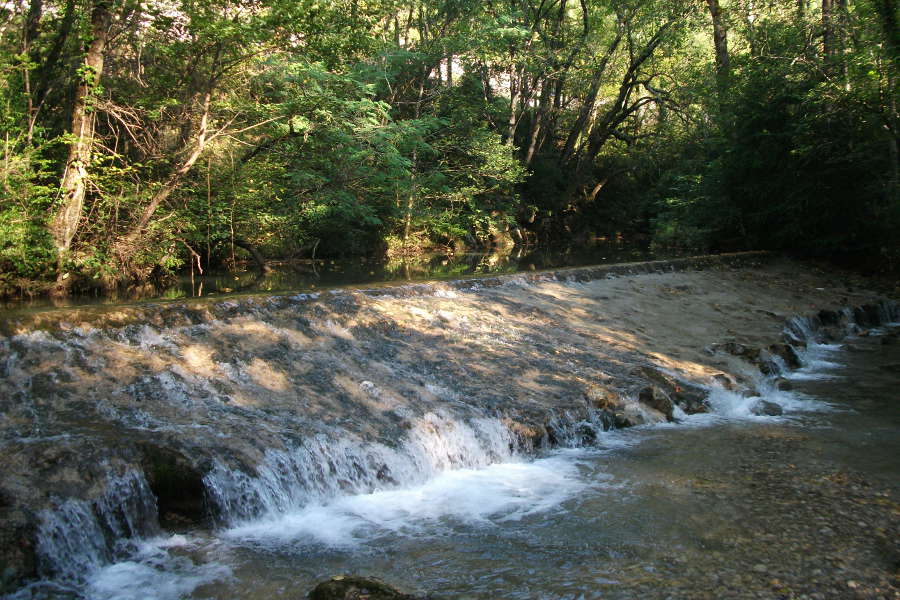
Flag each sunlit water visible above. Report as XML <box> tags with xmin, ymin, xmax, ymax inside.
<box><xmin>12</xmin><ymin>326</ymin><xmax>898</xmax><ymax>600</ymax></box>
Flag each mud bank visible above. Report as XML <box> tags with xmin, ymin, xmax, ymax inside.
<box><xmin>0</xmin><ymin>253</ymin><xmax>896</xmax><ymax>595</ymax></box>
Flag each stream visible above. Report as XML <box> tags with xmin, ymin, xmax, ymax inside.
<box><xmin>10</xmin><ymin>316</ymin><xmax>898</xmax><ymax>599</ymax></box>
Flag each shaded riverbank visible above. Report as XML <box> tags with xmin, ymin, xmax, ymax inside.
<box><xmin>1</xmin><ymin>253</ymin><xmax>897</xmax><ymax>598</ymax></box>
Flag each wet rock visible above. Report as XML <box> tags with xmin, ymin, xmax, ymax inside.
<box><xmin>853</xmin><ymin>304</ymin><xmax>883</xmax><ymax>328</ymax></box>
<box><xmin>880</xmin><ymin>333</ymin><xmax>898</xmax><ymax>346</ymax></box>
<box><xmin>308</xmin><ymin>575</ymin><xmax>433</xmax><ymax>600</ymax></box>
<box><xmin>817</xmin><ymin>309</ymin><xmax>842</xmax><ymax>326</ymax></box>
<box><xmin>750</xmin><ymin>400</ymin><xmax>783</xmax><ymax>416</ymax></box>
<box><xmin>671</xmin><ymin>385</ymin><xmax>710</xmax><ymax>415</ymax></box>
<box><xmin>783</xmin><ymin>330</ymin><xmax>808</xmax><ymax>348</ymax></box>
<box><xmin>584</xmin><ymin>384</ymin><xmax>620</xmax><ymax>411</ymax></box>
<box><xmin>615</xmin><ymin>402</ymin><xmax>666</xmax><ymax>428</ymax></box>
<box><xmin>140</xmin><ymin>445</ymin><xmax>209</xmax><ymax>526</ymax></box>
<box><xmin>718</xmin><ymin>341</ymin><xmax>756</xmax><ymax>359</ymax></box>
<box><xmin>584</xmin><ymin>384</ymin><xmax>629</xmax><ymax>430</ymax></box>
<box><xmin>711</xmin><ymin>373</ymin><xmax>736</xmax><ymax>390</ymax></box>
<box><xmin>631</xmin><ymin>366</ymin><xmax>709</xmax><ymax>415</ymax></box>
<box><xmin>0</xmin><ymin>505</ymin><xmax>36</xmax><ymax>596</ymax></box>
<box><xmin>715</xmin><ymin>343</ymin><xmax>784</xmax><ymax>375</ymax></box>
<box><xmin>502</xmin><ymin>418</ymin><xmax>546</xmax><ymax>450</ymax></box>
<box><xmin>820</xmin><ymin>325</ymin><xmax>844</xmax><ymax>342</ymax></box>
<box><xmin>638</xmin><ymin>386</ymin><xmax>674</xmax><ymax>421</ymax></box>
<box><xmin>769</xmin><ymin>343</ymin><xmax>802</xmax><ymax>370</ymax></box>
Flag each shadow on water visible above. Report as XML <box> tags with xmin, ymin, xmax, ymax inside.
<box><xmin>0</xmin><ymin>241</ymin><xmax>689</xmax><ymax>312</ymax></box>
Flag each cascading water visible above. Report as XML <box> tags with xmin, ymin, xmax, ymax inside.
<box><xmin>203</xmin><ymin>412</ymin><xmax>517</xmax><ymax>526</ymax></box>
<box><xmin>2</xmin><ymin>260</ymin><xmax>897</xmax><ymax>600</ymax></box>
<box><xmin>24</xmin><ymin>471</ymin><xmax>160</xmax><ymax>594</ymax></box>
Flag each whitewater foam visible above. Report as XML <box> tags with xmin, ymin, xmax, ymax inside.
<box><xmin>222</xmin><ymin>453</ymin><xmax>590</xmax><ymax>549</ymax></box>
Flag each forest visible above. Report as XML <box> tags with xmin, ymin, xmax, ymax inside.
<box><xmin>0</xmin><ymin>0</ymin><xmax>897</xmax><ymax>295</ymax></box>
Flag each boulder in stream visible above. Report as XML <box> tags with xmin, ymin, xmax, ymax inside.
<box><xmin>638</xmin><ymin>386</ymin><xmax>675</xmax><ymax>421</ymax></box>
<box><xmin>631</xmin><ymin>366</ymin><xmax>710</xmax><ymax>415</ymax></box>
<box><xmin>750</xmin><ymin>400</ymin><xmax>784</xmax><ymax>416</ymax></box>
<box><xmin>768</xmin><ymin>343</ymin><xmax>802</xmax><ymax>369</ymax></box>
<box><xmin>308</xmin><ymin>575</ymin><xmax>436</xmax><ymax>600</ymax></box>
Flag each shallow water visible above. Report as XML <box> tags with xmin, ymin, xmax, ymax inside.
<box><xmin>16</xmin><ymin>326</ymin><xmax>895</xmax><ymax>600</ymax></box>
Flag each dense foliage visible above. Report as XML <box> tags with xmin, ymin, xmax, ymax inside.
<box><xmin>0</xmin><ymin>0</ymin><xmax>897</xmax><ymax>293</ymax></box>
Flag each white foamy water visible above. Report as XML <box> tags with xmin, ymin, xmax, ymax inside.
<box><xmin>85</xmin><ymin>536</ymin><xmax>230</xmax><ymax>600</ymax></box>
<box><xmin>787</xmin><ymin>341</ymin><xmax>845</xmax><ymax>381</ymax></box>
<box><xmin>222</xmin><ymin>453</ymin><xmax>590</xmax><ymax>549</ymax></box>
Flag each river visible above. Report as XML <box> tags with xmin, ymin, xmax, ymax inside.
<box><xmin>11</xmin><ymin>311</ymin><xmax>898</xmax><ymax>599</ymax></box>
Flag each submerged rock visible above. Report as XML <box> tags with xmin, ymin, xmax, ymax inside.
<box><xmin>773</xmin><ymin>377</ymin><xmax>793</xmax><ymax>391</ymax></box>
<box><xmin>308</xmin><ymin>575</ymin><xmax>434</xmax><ymax>600</ymax></box>
<box><xmin>751</xmin><ymin>400</ymin><xmax>784</xmax><ymax>416</ymax></box>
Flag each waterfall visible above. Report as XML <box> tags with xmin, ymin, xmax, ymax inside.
<box><xmin>203</xmin><ymin>412</ymin><xmax>516</xmax><ymax>526</ymax></box>
<box><xmin>35</xmin><ymin>471</ymin><xmax>159</xmax><ymax>584</ymax></box>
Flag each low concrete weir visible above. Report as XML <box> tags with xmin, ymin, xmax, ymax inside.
<box><xmin>0</xmin><ymin>251</ymin><xmax>773</xmax><ymax>337</ymax></box>
<box><xmin>0</xmin><ymin>252</ymin><xmax>895</xmax><ymax>597</ymax></box>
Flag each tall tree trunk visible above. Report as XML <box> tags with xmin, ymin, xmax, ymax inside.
<box><xmin>50</xmin><ymin>0</ymin><xmax>111</xmax><ymax>291</ymax></box>
<box><xmin>873</xmin><ymin>0</ymin><xmax>900</xmax><ymax>73</ymax></box>
<box><xmin>822</xmin><ymin>0</ymin><xmax>835</xmax><ymax>61</ymax></box>
<box><xmin>404</xmin><ymin>68</ymin><xmax>428</xmax><ymax>245</ymax></box>
<box><xmin>31</xmin><ymin>0</ymin><xmax>76</xmax><ymax>111</ymax></box>
<box><xmin>506</xmin><ymin>67</ymin><xmax>522</xmax><ymax>145</ymax></box>
<box><xmin>705</xmin><ymin>0</ymin><xmax>730</xmax><ymax>91</ymax></box>
<box><xmin>560</xmin><ymin>27</ymin><xmax>624</xmax><ymax>164</ymax></box>
<box><xmin>525</xmin><ymin>83</ymin><xmax>552</xmax><ymax>166</ymax></box>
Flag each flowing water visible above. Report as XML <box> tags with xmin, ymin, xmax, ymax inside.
<box><xmin>9</xmin><ymin>312</ymin><xmax>899</xmax><ymax>599</ymax></box>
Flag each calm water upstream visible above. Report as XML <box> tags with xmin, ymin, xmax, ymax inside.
<box><xmin>1</xmin><ymin>242</ymin><xmax>687</xmax><ymax>312</ymax></box>
<box><xmin>21</xmin><ymin>324</ymin><xmax>895</xmax><ymax>600</ymax></box>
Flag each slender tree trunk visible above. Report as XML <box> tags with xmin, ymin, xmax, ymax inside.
<box><xmin>22</xmin><ymin>0</ymin><xmax>41</xmax><ymax>143</ymax></box>
<box><xmin>705</xmin><ymin>0</ymin><xmax>730</xmax><ymax>91</ymax></box>
<box><xmin>404</xmin><ymin>69</ymin><xmax>427</xmax><ymax>245</ymax></box>
<box><xmin>873</xmin><ymin>0</ymin><xmax>900</xmax><ymax>73</ymax></box>
<box><xmin>506</xmin><ymin>67</ymin><xmax>522</xmax><ymax>145</ymax></box>
<box><xmin>822</xmin><ymin>0</ymin><xmax>835</xmax><ymax>61</ymax></box>
<box><xmin>50</xmin><ymin>0</ymin><xmax>111</xmax><ymax>291</ymax></box>
<box><xmin>560</xmin><ymin>28</ymin><xmax>623</xmax><ymax>164</ymax></box>
<box><xmin>525</xmin><ymin>83</ymin><xmax>552</xmax><ymax>166</ymax></box>
<box><xmin>32</xmin><ymin>0</ymin><xmax>76</xmax><ymax>110</ymax></box>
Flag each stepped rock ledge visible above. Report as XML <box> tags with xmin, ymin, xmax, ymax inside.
<box><xmin>0</xmin><ymin>251</ymin><xmax>896</xmax><ymax>593</ymax></box>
